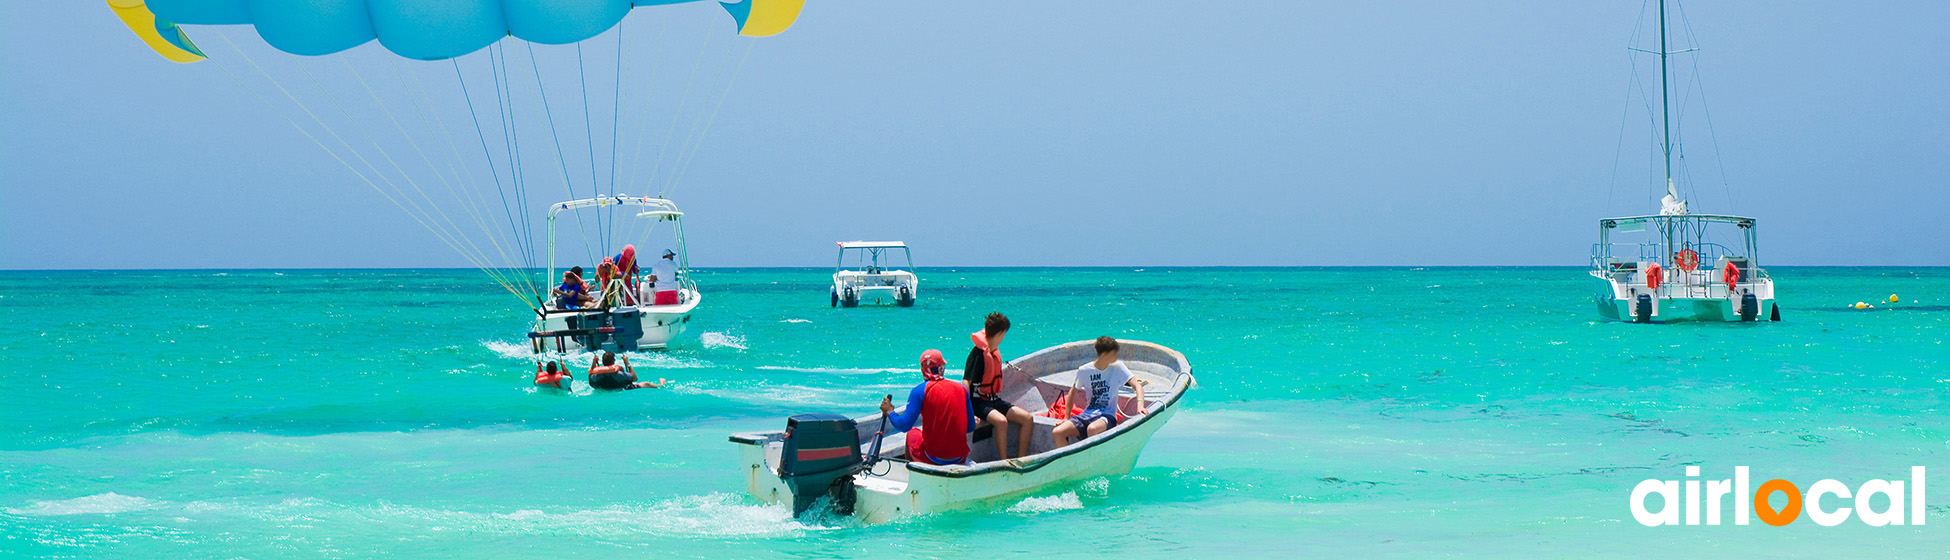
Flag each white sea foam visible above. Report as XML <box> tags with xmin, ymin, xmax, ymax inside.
<box><xmin>1007</xmin><ymin>492</ymin><xmax>1083</xmax><ymax>514</ymax></box>
<box><xmin>755</xmin><ymin>366</ymin><xmax>917</xmax><ymax>375</ymax></box>
<box><xmin>479</xmin><ymin>340</ymin><xmax>714</xmax><ymax>369</ymax></box>
<box><xmin>236</xmin><ymin>493</ymin><xmax>826</xmax><ymax>538</ymax></box>
<box><xmin>700</xmin><ymin>332</ymin><xmax>747</xmax><ymax>350</ymax></box>
<box><xmin>781</xmin><ymin>319</ymin><xmax>812</xmax><ymax>324</ymax></box>
<box><xmin>6</xmin><ymin>493</ymin><xmax>166</xmax><ymax>516</ymax></box>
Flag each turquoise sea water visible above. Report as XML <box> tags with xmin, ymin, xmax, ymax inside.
<box><xmin>1</xmin><ymin>267</ymin><xmax>1944</xmax><ymax>558</ymax></box>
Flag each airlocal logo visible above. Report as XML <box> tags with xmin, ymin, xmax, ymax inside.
<box><xmin>1631</xmin><ymin>466</ymin><xmax>1926</xmax><ymax>527</ymax></box>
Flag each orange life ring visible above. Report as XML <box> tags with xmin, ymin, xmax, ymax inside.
<box><xmin>1645</xmin><ymin>263</ymin><xmax>1663</xmax><ymax>290</ymax></box>
<box><xmin>1723</xmin><ymin>262</ymin><xmax>1740</xmax><ymax>289</ymax></box>
<box><xmin>1674</xmin><ymin>249</ymin><xmax>1700</xmax><ymax>271</ymax></box>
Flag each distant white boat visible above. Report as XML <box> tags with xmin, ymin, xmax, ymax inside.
<box><xmin>831</xmin><ymin>241</ymin><xmax>918</xmax><ymax>308</ymax></box>
<box><xmin>528</xmin><ymin>196</ymin><xmax>701</xmax><ymax>351</ymax></box>
<box><xmin>730</xmin><ymin>339</ymin><xmax>1194</xmax><ymax>523</ymax></box>
<box><xmin>1589</xmin><ymin>0</ymin><xmax>1779</xmax><ymax>323</ymax></box>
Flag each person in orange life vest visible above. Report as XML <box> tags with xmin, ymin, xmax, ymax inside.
<box><xmin>964</xmin><ymin>312</ymin><xmax>1035</xmax><ymax>460</ymax></box>
<box><xmin>648</xmin><ymin>249</ymin><xmax>682</xmax><ymax>305</ymax></box>
<box><xmin>534</xmin><ymin>360</ymin><xmax>570</xmax><ymax>389</ymax></box>
<box><xmin>1050</xmin><ymin>337</ymin><xmax>1148</xmax><ymax>446</ymax></box>
<box><xmin>878</xmin><ymin>349</ymin><xmax>977</xmax><ymax>465</ymax></box>
<box><xmin>587</xmin><ymin>351</ymin><xmax>665</xmax><ymax>391</ymax></box>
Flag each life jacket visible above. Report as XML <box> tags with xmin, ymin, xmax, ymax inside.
<box><xmin>590</xmin><ymin>364</ymin><xmax>623</xmax><ymax>377</ymax></box>
<box><xmin>970</xmin><ymin>331</ymin><xmax>1003</xmax><ymax>397</ymax></box>
<box><xmin>917</xmin><ymin>379</ymin><xmax>970</xmax><ymax>462</ymax></box>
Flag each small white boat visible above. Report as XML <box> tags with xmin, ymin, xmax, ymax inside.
<box><xmin>830</xmin><ymin>241</ymin><xmax>918</xmax><ymax>308</ymax></box>
<box><xmin>730</xmin><ymin>339</ymin><xmax>1193</xmax><ymax>523</ymax></box>
<box><xmin>529</xmin><ymin>196</ymin><xmax>701</xmax><ymax>352</ymax></box>
<box><xmin>1589</xmin><ymin>0</ymin><xmax>1779</xmax><ymax>323</ymax></box>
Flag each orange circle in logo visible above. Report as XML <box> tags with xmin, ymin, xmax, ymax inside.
<box><xmin>1754</xmin><ymin>479</ymin><xmax>1802</xmax><ymax>526</ymax></box>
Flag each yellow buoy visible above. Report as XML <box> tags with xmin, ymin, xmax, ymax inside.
<box><xmin>1852</xmin><ymin>302</ymin><xmax>1872</xmax><ymax>309</ymax></box>
<box><xmin>1888</xmin><ymin>294</ymin><xmax>1899</xmax><ymax>304</ymax></box>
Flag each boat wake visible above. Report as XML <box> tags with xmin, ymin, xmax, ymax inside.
<box><xmin>700</xmin><ymin>332</ymin><xmax>747</xmax><ymax>350</ymax></box>
<box><xmin>755</xmin><ymin>365</ymin><xmax>917</xmax><ymax>375</ymax></box>
<box><xmin>1006</xmin><ymin>492</ymin><xmax>1083</xmax><ymax>514</ymax></box>
<box><xmin>4</xmin><ymin>493</ymin><xmax>165</xmax><ymax>516</ymax></box>
<box><xmin>7</xmin><ymin>492</ymin><xmax>836</xmax><ymax>538</ymax></box>
<box><xmin>479</xmin><ymin>340</ymin><xmax>715</xmax><ymax>369</ymax></box>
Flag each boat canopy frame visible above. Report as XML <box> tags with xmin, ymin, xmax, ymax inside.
<box><xmin>1593</xmin><ymin>213</ymin><xmax>1759</xmax><ymax>272</ymax></box>
<box><xmin>544</xmin><ymin>196</ymin><xmax>694</xmax><ymax>297</ymax></box>
<box><xmin>835</xmin><ymin>241</ymin><xmax>914</xmax><ymax>273</ymax></box>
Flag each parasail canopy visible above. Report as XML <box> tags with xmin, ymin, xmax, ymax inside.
<box><xmin>111</xmin><ymin>0</ymin><xmax>804</xmax><ymax>63</ymax></box>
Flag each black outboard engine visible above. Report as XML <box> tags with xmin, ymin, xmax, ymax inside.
<box><xmin>1739</xmin><ymin>291</ymin><xmax>1759</xmax><ymax>322</ymax></box>
<box><xmin>779</xmin><ymin>413</ymin><xmax>862</xmax><ymax>517</ymax></box>
<box><xmin>1634</xmin><ymin>293</ymin><xmax>1653</xmax><ymax>323</ymax></box>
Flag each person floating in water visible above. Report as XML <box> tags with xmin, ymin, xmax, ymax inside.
<box><xmin>965</xmin><ymin>312</ymin><xmax>1034</xmax><ymax>460</ymax></box>
<box><xmin>879</xmin><ymin>349</ymin><xmax>977</xmax><ymax>465</ymax></box>
<box><xmin>587</xmin><ymin>351</ymin><xmax>665</xmax><ymax>390</ymax></box>
<box><xmin>1050</xmin><ymin>337</ymin><xmax>1147</xmax><ymax>447</ymax></box>
<box><xmin>534</xmin><ymin>360</ymin><xmax>570</xmax><ymax>389</ymax></box>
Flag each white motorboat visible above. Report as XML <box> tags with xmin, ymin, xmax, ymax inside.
<box><xmin>1589</xmin><ymin>0</ymin><xmax>1779</xmax><ymax>323</ymax></box>
<box><xmin>830</xmin><ymin>241</ymin><xmax>918</xmax><ymax>308</ymax></box>
<box><xmin>730</xmin><ymin>339</ymin><xmax>1194</xmax><ymax>523</ymax></box>
<box><xmin>529</xmin><ymin>196</ymin><xmax>701</xmax><ymax>352</ymax></box>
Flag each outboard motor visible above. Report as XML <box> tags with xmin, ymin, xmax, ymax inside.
<box><xmin>1739</xmin><ymin>291</ymin><xmax>1759</xmax><ymax>322</ymax></box>
<box><xmin>1634</xmin><ymin>293</ymin><xmax>1653</xmax><ymax>323</ymax></box>
<box><xmin>779</xmin><ymin>413</ymin><xmax>862</xmax><ymax>517</ymax></box>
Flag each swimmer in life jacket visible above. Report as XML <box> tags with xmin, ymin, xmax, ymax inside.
<box><xmin>587</xmin><ymin>351</ymin><xmax>666</xmax><ymax>391</ymax></box>
<box><xmin>534</xmin><ymin>360</ymin><xmax>571</xmax><ymax>389</ymax></box>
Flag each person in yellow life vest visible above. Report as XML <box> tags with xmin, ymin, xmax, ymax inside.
<box><xmin>964</xmin><ymin>312</ymin><xmax>1034</xmax><ymax>460</ymax></box>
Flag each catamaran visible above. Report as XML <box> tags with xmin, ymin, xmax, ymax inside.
<box><xmin>1590</xmin><ymin>0</ymin><xmax>1778</xmax><ymax>323</ymax></box>
<box><xmin>730</xmin><ymin>339</ymin><xmax>1193</xmax><ymax>523</ymax></box>
<box><xmin>831</xmin><ymin>241</ymin><xmax>919</xmax><ymax>308</ymax></box>
<box><xmin>529</xmin><ymin>196</ymin><xmax>701</xmax><ymax>351</ymax></box>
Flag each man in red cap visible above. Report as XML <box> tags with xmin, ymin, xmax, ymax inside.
<box><xmin>879</xmin><ymin>349</ymin><xmax>977</xmax><ymax>465</ymax></box>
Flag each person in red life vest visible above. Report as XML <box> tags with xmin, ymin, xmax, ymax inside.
<box><xmin>1050</xmin><ymin>337</ymin><xmax>1148</xmax><ymax>446</ymax></box>
<box><xmin>877</xmin><ymin>349</ymin><xmax>977</xmax><ymax>465</ymax></box>
<box><xmin>534</xmin><ymin>360</ymin><xmax>570</xmax><ymax>389</ymax></box>
<box><xmin>587</xmin><ymin>351</ymin><xmax>665</xmax><ymax>391</ymax></box>
<box><xmin>647</xmin><ymin>249</ymin><xmax>681</xmax><ymax>305</ymax></box>
<box><xmin>612</xmin><ymin>245</ymin><xmax>640</xmax><ymax>304</ymax></box>
<box><xmin>964</xmin><ymin>312</ymin><xmax>1035</xmax><ymax>460</ymax></box>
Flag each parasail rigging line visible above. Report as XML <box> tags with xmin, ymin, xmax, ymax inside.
<box><xmin>205</xmin><ymin>30</ymin><xmax>531</xmax><ymax>308</ymax></box>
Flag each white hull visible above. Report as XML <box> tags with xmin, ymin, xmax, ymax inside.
<box><xmin>732</xmin><ymin>340</ymin><xmax>1192</xmax><ymax>523</ymax></box>
<box><xmin>534</xmin><ymin>290</ymin><xmax>701</xmax><ymax>350</ymax></box>
<box><xmin>1591</xmin><ymin>271</ymin><xmax>1776</xmax><ymax>323</ymax></box>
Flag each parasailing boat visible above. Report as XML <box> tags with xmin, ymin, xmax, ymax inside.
<box><xmin>106</xmin><ymin>1</ymin><xmax>808</xmax><ymax>345</ymax></box>
<box><xmin>1589</xmin><ymin>0</ymin><xmax>1778</xmax><ymax>323</ymax></box>
<box><xmin>528</xmin><ymin>196</ymin><xmax>700</xmax><ymax>352</ymax></box>
<box><xmin>729</xmin><ymin>339</ymin><xmax>1194</xmax><ymax>524</ymax></box>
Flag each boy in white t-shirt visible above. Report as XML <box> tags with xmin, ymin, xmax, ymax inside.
<box><xmin>1051</xmin><ymin>337</ymin><xmax>1147</xmax><ymax>446</ymax></box>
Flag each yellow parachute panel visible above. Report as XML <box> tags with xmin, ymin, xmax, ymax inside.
<box><xmin>107</xmin><ymin>0</ymin><xmax>205</xmax><ymax>63</ymax></box>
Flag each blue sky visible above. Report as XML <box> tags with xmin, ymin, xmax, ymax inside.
<box><xmin>3</xmin><ymin>1</ymin><xmax>1945</xmax><ymax>269</ymax></box>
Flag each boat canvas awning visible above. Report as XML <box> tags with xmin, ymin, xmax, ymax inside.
<box><xmin>837</xmin><ymin>241</ymin><xmax>907</xmax><ymax>249</ymax></box>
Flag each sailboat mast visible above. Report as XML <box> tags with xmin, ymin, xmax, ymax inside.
<box><xmin>1658</xmin><ymin>0</ymin><xmax>1672</xmax><ymax>186</ymax></box>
